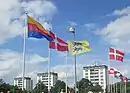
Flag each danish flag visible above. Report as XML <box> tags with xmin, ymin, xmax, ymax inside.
<box><xmin>109</xmin><ymin>47</ymin><xmax>125</xmax><ymax>62</ymax></box>
<box><xmin>122</xmin><ymin>76</ymin><xmax>128</xmax><ymax>82</ymax></box>
<box><xmin>49</xmin><ymin>31</ymin><xmax>68</xmax><ymax>52</ymax></box>
<box><xmin>108</xmin><ymin>68</ymin><xmax>117</xmax><ymax>75</ymax></box>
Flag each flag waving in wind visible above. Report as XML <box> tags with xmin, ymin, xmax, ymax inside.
<box><xmin>27</xmin><ymin>16</ymin><xmax>53</xmax><ymax>41</ymax></box>
<box><xmin>108</xmin><ymin>68</ymin><xmax>117</xmax><ymax>75</ymax></box>
<box><xmin>68</xmin><ymin>41</ymin><xmax>91</xmax><ymax>55</ymax></box>
<box><xmin>49</xmin><ymin>31</ymin><xmax>68</xmax><ymax>52</ymax></box>
<box><xmin>109</xmin><ymin>47</ymin><xmax>125</xmax><ymax>62</ymax></box>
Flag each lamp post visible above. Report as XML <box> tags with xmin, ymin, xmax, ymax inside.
<box><xmin>68</xmin><ymin>27</ymin><xmax>77</xmax><ymax>93</ymax></box>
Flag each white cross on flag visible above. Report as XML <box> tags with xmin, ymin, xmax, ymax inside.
<box><xmin>109</xmin><ymin>47</ymin><xmax>125</xmax><ymax>62</ymax></box>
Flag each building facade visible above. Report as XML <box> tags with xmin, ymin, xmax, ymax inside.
<box><xmin>37</xmin><ymin>72</ymin><xmax>58</xmax><ymax>89</ymax></box>
<box><xmin>14</xmin><ymin>77</ymin><xmax>33</xmax><ymax>91</ymax></box>
<box><xmin>83</xmin><ymin>65</ymin><xmax>108</xmax><ymax>93</ymax></box>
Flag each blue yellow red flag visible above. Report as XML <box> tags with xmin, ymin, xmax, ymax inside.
<box><xmin>27</xmin><ymin>16</ymin><xmax>53</xmax><ymax>41</ymax></box>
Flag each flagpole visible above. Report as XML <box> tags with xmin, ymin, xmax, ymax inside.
<box><xmin>113</xmin><ymin>77</ymin><xmax>115</xmax><ymax>93</ymax></box>
<box><xmin>22</xmin><ymin>13</ymin><xmax>27</xmax><ymax>91</ymax></box>
<box><xmin>108</xmin><ymin>48</ymin><xmax>110</xmax><ymax>93</ymax></box>
<box><xmin>74</xmin><ymin>32</ymin><xmax>77</xmax><ymax>93</ymax></box>
<box><xmin>68</xmin><ymin>27</ymin><xmax>77</xmax><ymax>93</ymax></box>
<box><xmin>120</xmin><ymin>81</ymin><xmax>122</xmax><ymax>93</ymax></box>
<box><xmin>66</xmin><ymin>51</ymin><xmax>68</xmax><ymax>93</ymax></box>
<box><xmin>125</xmin><ymin>80</ymin><xmax>126</xmax><ymax>93</ymax></box>
<box><xmin>116</xmin><ymin>83</ymin><xmax>117</xmax><ymax>93</ymax></box>
<box><xmin>48</xmin><ymin>37</ymin><xmax>51</xmax><ymax>93</ymax></box>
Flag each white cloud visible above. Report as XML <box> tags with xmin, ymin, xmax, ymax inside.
<box><xmin>112</xmin><ymin>6</ymin><xmax>130</xmax><ymax>16</ymax></box>
<box><xmin>0</xmin><ymin>49</ymin><xmax>48</xmax><ymax>84</ymax></box>
<box><xmin>97</xmin><ymin>14</ymin><xmax>130</xmax><ymax>52</ymax></box>
<box><xmin>68</xmin><ymin>21</ymin><xmax>78</xmax><ymax>26</ymax></box>
<box><xmin>53</xmin><ymin>64</ymin><xmax>83</xmax><ymax>87</ymax></box>
<box><xmin>0</xmin><ymin>0</ymin><xmax>57</xmax><ymax>44</ymax></box>
<box><xmin>84</xmin><ymin>23</ymin><xmax>97</xmax><ymax>31</ymax></box>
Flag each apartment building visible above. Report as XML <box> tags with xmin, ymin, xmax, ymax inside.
<box><xmin>14</xmin><ymin>77</ymin><xmax>33</xmax><ymax>91</ymax></box>
<box><xmin>37</xmin><ymin>72</ymin><xmax>58</xmax><ymax>90</ymax></box>
<box><xmin>83</xmin><ymin>65</ymin><xmax>108</xmax><ymax>93</ymax></box>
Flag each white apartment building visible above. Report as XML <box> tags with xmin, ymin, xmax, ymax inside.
<box><xmin>83</xmin><ymin>65</ymin><xmax>108</xmax><ymax>93</ymax></box>
<box><xmin>37</xmin><ymin>72</ymin><xmax>58</xmax><ymax>89</ymax></box>
<box><xmin>14</xmin><ymin>77</ymin><xmax>33</xmax><ymax>91</ymax></box>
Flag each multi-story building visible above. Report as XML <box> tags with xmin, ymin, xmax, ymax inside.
<box><xmin>83</xmin><ymin>65</ymin><xmax>108</xmax><ymax>93</ymax></box>
<box><xmin>37</xmin><ymin>72</ymin><xmax>58</xmax><ymax>89</ymax></box>
<box><xmin>14</xmin><ymin>77</ymin><xmax>33</xmax><ymax>91</ymax></box>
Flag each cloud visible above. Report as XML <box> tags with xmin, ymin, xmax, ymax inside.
<box><xmin>84</xmin><ymin>23</ymin><xmax>97</xmax><ymax>31</ymax></box>
<box><xmin>97</xmin><ymin>13</ymin><xmax>130</xmax><ymax>52</ymax></box>
<box><xmin>68</xmin><ymin>21</ymin><xmax>78</xmax><ymax>26</ymax></box>
<box><xmin>112</xmin><ymin>6</ymin><xmax>130</xmax><ymax>16</ymax></box>
<box><xmin>0</xmin><ymin>49</ymin><xmax>48</xmax><ymax>84</ymax></box>
<box><xmin>0</xmin><ymin>0</ymin><xmax>57</xmax><ymax>44</ymax></box>
<box><xmin>53</xmin><ymin>64</ymin><xmax>83</xmax><ymax>87</ymax></box>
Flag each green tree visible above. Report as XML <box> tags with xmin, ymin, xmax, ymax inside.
<box><xmin>51</xmin><ymin>80</ymin><xmax>66</xmax><ymax>93</ymax></box>
<box><xmin>77</xmin><ymin>78</ymin><xmax>93</xmax><ymax>93</ymax></box>
<box><xmin>0</xmin><ymin>79</ymin><xmax>23</xmax><ymax>93</ymax></box>
<box><xmin>32</xmin><ymin>81</ymin><xmax>48</xmax><ymax>93</ymax></box>
<box><xmin>91</xmin><ymin>84</ymin><xmax>103</xmax><ymax>93</ymax></box>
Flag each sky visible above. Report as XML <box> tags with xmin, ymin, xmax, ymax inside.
<box><xmin>1</xmin><ymin>0</ymin><xmax>130</xmax><ymax>87</ymax></box>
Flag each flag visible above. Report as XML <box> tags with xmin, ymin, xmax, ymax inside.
<box><xmin>109</xmin><ymin>47</ymin><xmax>125</xmax><ymax>62</ymax></box>
<box><xmin>27</xmin><ymin>16</ymin><xmax>53</xmax><ymax>41</ymax></box>
<box><xmin>108</xmin><ymin>68</ymin><xmax>117</xmax><ymax>75</ymax></box>
<box><xmin>114</xmin><ymin>71</ymin><xmax>123</xmax><ymax>79</ymax></box>
<box><xmin>121</xmin><ymin>76</ymin><xmax>128</xmax><ymax>82</ymax></box>
<box><xmin>68</xmin><ymin>41</ymin><xmax>91</xmax><ymax>55</ymax></box>
<box><xmin>49</xmin><ymin>31</ymin><xmax>68</xmax><ymax>52</ymax></box>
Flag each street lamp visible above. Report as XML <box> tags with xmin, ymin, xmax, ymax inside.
<box><xmin>68</xmin><ymin>26</ymin><xmax>77</xmax><ymax>93</ymax></box>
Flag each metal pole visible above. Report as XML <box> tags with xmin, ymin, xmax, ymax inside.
<box><xmin>66</xmin><ymin>52</ymin><xmax>68</xmax><ymax>93</ymax></box>
<box><xmin>48</xmin><ymin>46</ymin><xmax>51</xmax><ymax>93</ymax></box>
<box><xmin>116</xmin><ymin>83</ymin><xmax>117</xmax><ymax>93</ymax></box>
<box><xmin>125</xmin><ymin>82</ymin><xmax>126</xmax><ymax>93</ymax></box>
<box><xmin>22</xmin><ymin>14</ymin><xmax>27</xmax><ymax>91</ymax></box>
<box><xmin>73</xmin><ymin>32</ymin><xmax>77</xmax><ymax>93</ymax></box>
<box><xmin>120</xmin><ymin>81</ymin><xmax>121</xmax><ymax>93</ymax></box>
<box><xmin>68</xmin><ymin>27</ymin><xmax>77</xmax><ymax>93</ymax></box>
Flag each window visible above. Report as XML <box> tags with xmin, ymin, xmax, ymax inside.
<box><xmin>101</xmin><ymin>75</ymin><xmax>103</xmax><ymax>77</ymax></box>
<box><xmin>90</xmin><ymin>69</ymin><xmax>94</xmax><ymax>71</ymax></box>
<box><xmin>90</xmin><ymin>76</ymin><xmax>98</xmax><ymax>78</ymax></box>
<box><xmin>101</xmin><ymin>82</ymin><xmax>103</xmax><ymax>84</ymax></box>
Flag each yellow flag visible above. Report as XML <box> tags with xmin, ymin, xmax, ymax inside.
<box><xmin>68</xmin><ymin>40</ymin><xmax>91</xmax><ymax>55</ymax></box>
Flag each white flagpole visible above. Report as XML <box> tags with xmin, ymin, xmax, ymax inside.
<box><xmin>108</xmin><ymin>48</ymin><xmax>110</xmax><ymax>93</ymax></box>
<box><xmin>116</xmin><ymin>83</ymin><xmax>118</xmax><ymax>93</ymax></box>
<box><xmin>66</xmin><ymin>51</ymin><xmax>68</xmax><ymax>93</ymax></box>
<box><xmin>120</xmin><ymin>81</ymin><xmax>122</xmax><ymax>93</ymax></box>
<box><xmin>22</xmin><ymin>14</ymin><xmax>27</xmax><ymax>91</ymax></box>
<box><xmin>48</xmin><ymin>35</ymin><xmax>51</xmax><ymax>93</ymax></box>
<box><xmin>125</xmin><ymin>80</ymin><xmax>126</xmax><ymax>93</ymax></box>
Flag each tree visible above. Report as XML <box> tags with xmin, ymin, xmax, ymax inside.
<box><xmin>0</xmin><ymin>79</ymin><xmax>4</xmax><ymax>85</ymax></box>
<box><xmin>51</xmin><ymin>80</ymin><xmax>66</xmax><ymax>93</ymax></box>
<box><xmin>77</xmin><ymin>78</ymin><xmax>93</xmax><ymax>93</ymax></box>
<box><xmin>0</xmin><ymin>79</ymin><xmax>23</xmax><ymax>93</ymax></box>
<box><xmin>32</xmin><ymin>81</ymin><xmax>48</xmax><ymax>93</ymax></box>
<box><xmin>91</xmin><ymin>84</ymin><xmax>103</xmax><ymax>93</ymax></box>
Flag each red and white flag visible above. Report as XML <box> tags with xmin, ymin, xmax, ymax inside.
<box><xmin>49</xmin><ymin>31</ymin><xmax>68</xmax><ymax>52</ymax></box>
<box><xmin>108</xmin><ymin>68</ymin><xmax>117</xmax><ymax>75</ymax></box>
<box><xmin>109</xmin><ymin>47</ymin><xmax>125</xmax><ymax>62</ymax></box>
<box><xmin>122</xmin><ymin>76</ymin><xmax>128</xmax><ymax>82</ymax></box>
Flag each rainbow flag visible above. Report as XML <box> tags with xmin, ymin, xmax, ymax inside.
<box><xmin>28</xmin><ymin>16</ymin><xmax>53</xmax><ymax>41</ymax></box>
